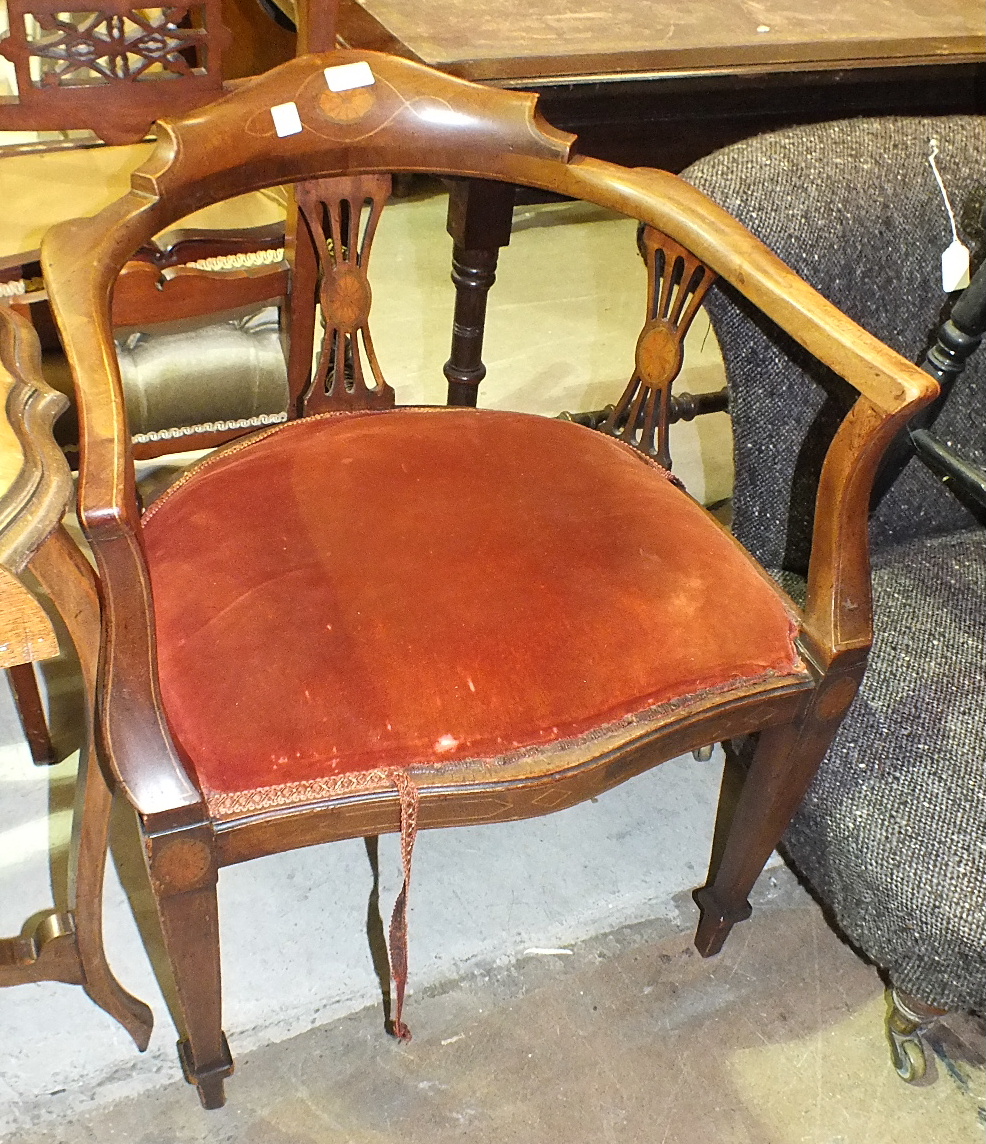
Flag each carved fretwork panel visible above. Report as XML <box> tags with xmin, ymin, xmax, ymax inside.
<box><xmin>0</xmin><ymin>0</ymin><xmax>228</xmax><ymax>143</ymax></box>
<box><xmin>601</xmin><ymin>227</ymin><xmax>716</xmax><ymax>468</ymax></box>
<box><xmin>289</xmin><ymin>175</ymin><xmax>396</xmax><ymax>417</ymax></box>
<box><xmin>25</xmin><ymin>7</ymin><xmax>208</xmax><ymax>87</ymax></box>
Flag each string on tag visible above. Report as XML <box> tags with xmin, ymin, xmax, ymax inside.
<box><xmin>928</xmin><ymin>138</ymin><xmax>971</xmax><ymax>292</ymax></box>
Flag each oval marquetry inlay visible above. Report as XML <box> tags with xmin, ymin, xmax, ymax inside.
<box><xmin>319</xmin><ymin>86</ymin><xmax>376</xmax><ymax>125</ymax></box>
<box><xmin>323</xmin><ymin>267</ymin><xmax>372</xmax><ymax>329</ymax></box>
<box><xmin>635</xmin><ymin>322</ymin><xmax>683</xmax><ymax>387</ymax></box>
<box><xmin>152</xmin><ymin>838</ymin><xmax>213</xmax><ymax>893</ymax></box>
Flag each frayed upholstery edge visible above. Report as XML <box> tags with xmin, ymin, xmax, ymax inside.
<box><xmin>387</xmin><ymin>769</ymin><xmax>419</xmax><ymax>1043</ymax></box>
<box><xmin>202</xmin><ymin>664</ymin><xmax>810</xmax><ymax>820</ymax></box>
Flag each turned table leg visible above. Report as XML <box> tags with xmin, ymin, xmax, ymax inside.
<box><xmin>443</xmin><ymin>178</ymin><xmax>516</xmax><ymax>408</ymax></box>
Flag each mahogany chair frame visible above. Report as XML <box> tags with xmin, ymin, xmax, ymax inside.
<box><xmin>39</xmin><ymin>50</ymin><xmax>936</xmax><ymax>1107</ymax></box>
<box><xmin>0</xmin><ymin>307</ymin><xmax>151</xmax><ymax>1047</ymax></box>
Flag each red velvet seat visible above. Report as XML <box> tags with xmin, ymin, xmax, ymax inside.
<box><xmin>143</xmin><ymin>407</ymin><xmax>806</xmax><ymax>819</ymax></box>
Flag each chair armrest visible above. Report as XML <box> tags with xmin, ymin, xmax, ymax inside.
<box><xmin>564</xmin><ymin>161</ymin><xmax>938</xmax><ymax>666</ymax></box>
<box><xmin>572</xmin><ymin>160</ymin><xmax>936</xmax><ymax>418</ymax></box>
<box><xmin>91</xmin><ymin>527</ymin><xmax>205</xmax><ymax>825</ymax></box>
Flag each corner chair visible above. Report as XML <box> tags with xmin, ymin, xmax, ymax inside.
<box><xmin>38</xmin><ymin>50</ymin><xmax>937</xmax><ymax>1107</ymax></box>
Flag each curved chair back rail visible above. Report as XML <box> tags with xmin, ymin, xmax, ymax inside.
<box><xmin>44</xmin><ymin>51</ymin><xmax>936</xmax><ymax>667</ymax></box>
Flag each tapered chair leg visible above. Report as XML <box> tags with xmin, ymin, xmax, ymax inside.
<box><xmin>147</xmin><ymin>834</ymin><xmax>232</xmax><ymax>1109</ymax></box>
<box><xmin>694</xmin><ymin>672</ymin><xmax>860</xmax><ymax>956</ymax></box>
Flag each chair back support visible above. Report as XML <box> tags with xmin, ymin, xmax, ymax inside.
<box><xmin>601</xmin><ymin>227</ymin><xmax>716</xmax><ymax>467</ymax></box>
<box><xmin>0</xmin><ymin>0</ymin><xmax>230</xmax><ymax>143</ymax></box>
<box><xmin>288</xmin><ymin>173</ymin><xmax>395</xmax><ymax>414</ymax></box>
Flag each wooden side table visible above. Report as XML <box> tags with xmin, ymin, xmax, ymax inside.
<box><xmin>0</xmin><ymin>307</ymin><xmax>151</xmax><ymax>1049</ymax></box>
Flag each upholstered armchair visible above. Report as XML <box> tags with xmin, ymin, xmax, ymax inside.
<box><xmin>683</xmin><ymin>114</ymin><xmax>986</xmax><ymax>1081</ymax></box>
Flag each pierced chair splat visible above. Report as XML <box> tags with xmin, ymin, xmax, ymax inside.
<box><xmin>39</xmin><ymin>50</ymin><xmax>938</xmax><ymax>1108</ymax></box>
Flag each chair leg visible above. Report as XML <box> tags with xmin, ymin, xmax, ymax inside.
<box><xmin>8</xmin><ymin>662</ymin><xmax>56</xmax><ymax>765</ymax></box>
<box><xmin>693</xmin><ymin>675</ymin><xmax>858</xmax><ymax>956</ymax></box>
<box><xmin>71</xmin><ymin>740</ymin><xmax>154</xmax><ymax>1048</ymax></box>
<box><xmin>147</xmin><ymin>835</ymin><xmax>232</xmax><ymax>1109</ymax></box>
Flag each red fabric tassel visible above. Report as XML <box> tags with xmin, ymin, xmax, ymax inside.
<box><xmin>388</xmin><ymin>769</ymin><xmax>419</xmax><ymax>1042</ymax></box>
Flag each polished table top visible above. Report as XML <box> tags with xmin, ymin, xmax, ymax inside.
<box><xmin>338</xmin><ymin>0</ymin><xmax>985</xmax><ymax>84</ymax></box>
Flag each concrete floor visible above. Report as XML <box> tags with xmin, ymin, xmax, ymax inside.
<box><xmin>8</xmin><ymin>868</ymin><xmax>985</xmax><ymax>1143</ymax></box>
<box><xmin>0</xmin><ymin>187</ymin><xmax>982</xmax><ymax>1139</ymax></box>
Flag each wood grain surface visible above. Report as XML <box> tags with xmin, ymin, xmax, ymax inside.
<box><xmin>0</xmin><ymin>566</ymin><xmax>56</xmax><ymax>668</ymax></box>
<box><xmin>346</xmin><ymin>0</ymin><xmax>985</xmax><ymax>79</ymax></box>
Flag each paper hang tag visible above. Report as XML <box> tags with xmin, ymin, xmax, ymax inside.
<box><xmin>942</xmin><ymin>239</ymin><xmax>971</xmax><ymax>292</ymax></box>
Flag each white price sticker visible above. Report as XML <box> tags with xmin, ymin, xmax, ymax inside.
<box><xmin>941</xmin><ymin>239</ymin><xmax>971</xmax><ymax>292</ymax></box>
<box><xmin>928</xmin><ymin>139</ymin><xmax>971</xmax><ymax>293</ymax></box>
<box><xmin>271</xmin><ymin>101</ymin><xmax>303</xmax><ymax>138</ymax></box>
<box><xmin>324</xmin><ymin>61</ymin><xmax>375</xmax><ymax>92</ymax></box>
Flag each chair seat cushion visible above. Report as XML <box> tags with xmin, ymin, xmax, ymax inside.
<box><xmin>142</xmin><ymin>408</ymin><xmax>804</xmax><ymax>817</ymax></box>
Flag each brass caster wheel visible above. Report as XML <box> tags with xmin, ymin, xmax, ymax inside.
<box><xmin>888</xmin><ymin>1025</ymin><xmax>928</xmax><ymax>1083</ymax></box>
<box><xmin>886</xmin><ymin>988</ymin><xmax>940</xmax><ymax>1084</ymax></box>
<box><xmin>692</xmin><ymin>744</ymin><xmax>714</xmax><ymax>761</ymax></box>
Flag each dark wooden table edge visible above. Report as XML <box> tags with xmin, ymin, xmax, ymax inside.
<box><xmin>336</xmin><ymin>0</ymin><xmax>985</xmax><ymax>86</ymax></box>
<box><xmin>486</xmin><ymin>51</ymin><xmax>986</xmax><ymax>90</ymax></box>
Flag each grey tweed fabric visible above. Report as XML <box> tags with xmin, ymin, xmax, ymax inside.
<box><xmin>682</xmin><ymin>117</ymin><xmax>986</xmax><ymax>1010</ymax></box>
<box><xmin>685</xmin><ymin>115</ymin><xmax>985</xmax><ymax>574</ymax></box>
<box><xmin>787</xmin><ymin>529</ymin><xmax>986</xmax><ymax>1010</ymax></box>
